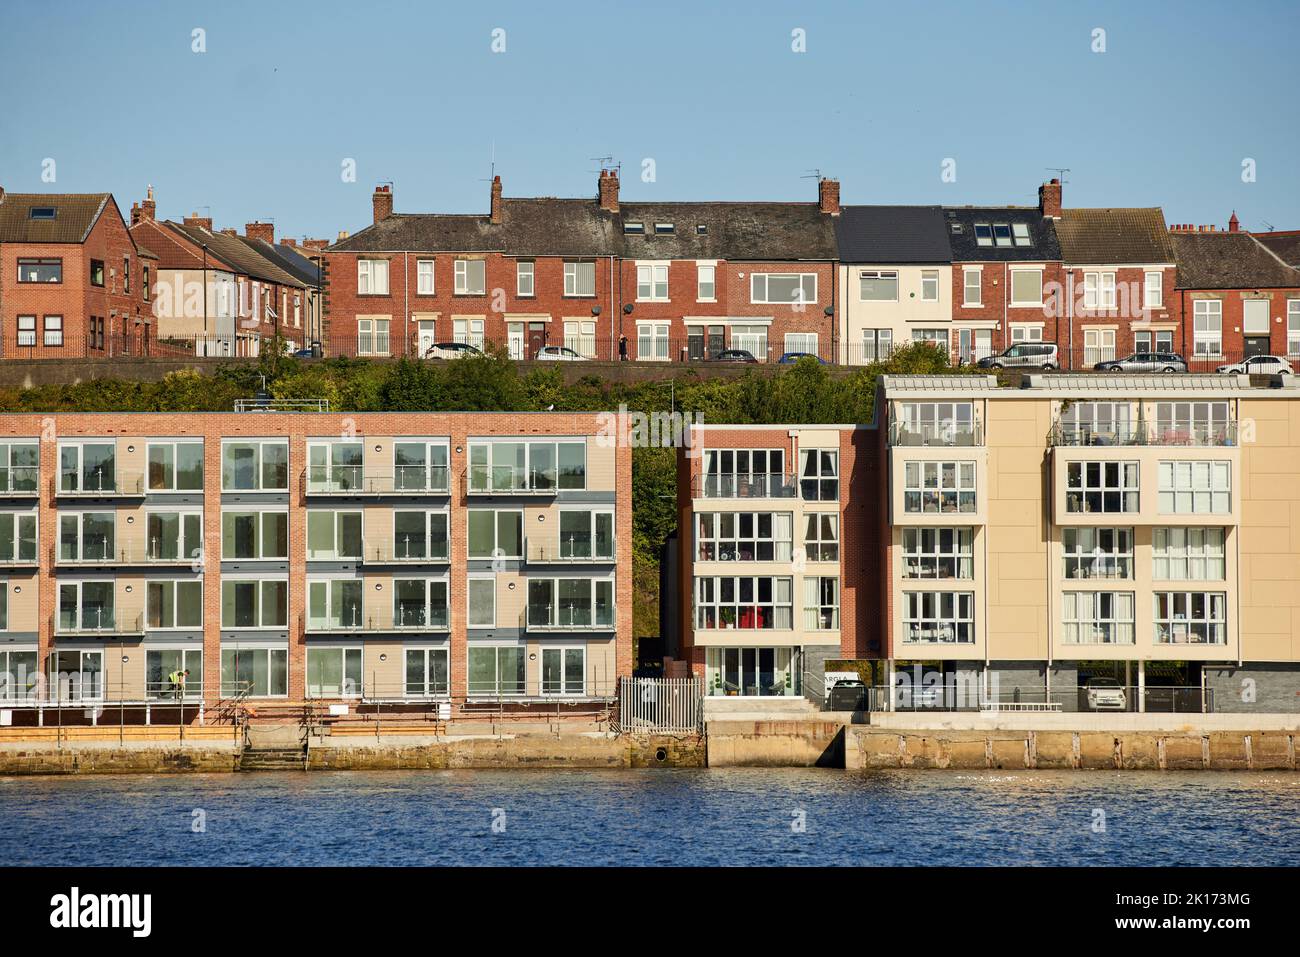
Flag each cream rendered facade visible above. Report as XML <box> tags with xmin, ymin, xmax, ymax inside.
<box><xmin>838</xmin><ymin>263</ymin><xmax>953</xmax><ymax>364</ymax></box>
<box><xmin>879</xmin><ymin>373</ymin><xmax>1300</xmax><ymax>713</ymax></box>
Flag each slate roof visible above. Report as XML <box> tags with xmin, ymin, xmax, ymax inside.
<box><xmin>0</xmin><ymin>192</ymin><xmax>113</xmax><ymax>243</ymax></box>
<box><xmin>331</xmin><ymin>196</ymin><xmax>835</xmax><ymax>260</ymax></box>
<box><xmin>1171</xmin><ymin>232</ymin><xmax>1300</xmax><ymax>289</ymax></box>
<box><xmin>244</xmin><ymin>238</ymin><xmax>323</xmax><ymax>287</ymax></box>
<box><xmin>165</xmin><ymin>222</ymin><xmax>306</xmax><ymax>287</ymax></box>
<box><xmin>834</xmin><ymin>206</ymin><xmax>951</xmax><ymax>263</ymax></box>
<box><xmin>1056</xmin><ymin>208</ymin><xmax>1174</xmax><ymax>265</ymax></box>
<box><xmin>130</xmin><ymin>218</ymin><xmax>236</xmax><ymax>272</ymax></box>
<box><xmin>943</xmin><ymin>206</ymin><xmax>1061</xmax><ymax>262</ymax></box>
<box><xmin>1252</xmin><ymin>231</ymin><xmax>1300</xmax><ymax>267</ymax></box>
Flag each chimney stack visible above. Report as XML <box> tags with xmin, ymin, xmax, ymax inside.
<box><xmin>245</xmin><ymin>221</ymin><xmax>275</xmax><ymax>245</ymax></box>
<box><xmin>1039</xmin><ymin>178</ymin><xmax>1062</xmax><ymax>219</ymax></box>
<box><xmin>183</xmin><ymin>212</ymin><xmax>214</xmax><ymax>231</ymax></box>
<box><xmin>1229</xmin><ymin>211</ymin><xmax>1240</xmax><ymax>233</ymax></box>
<box><xmin>303</xmin><ymin>238</ymin><xmax>330</xmax><ymax>251</ymax></box>
<box><xmin>372</xmin><ymin>184</ymin><xmax>393</xmax><ymax>224</ymax></box>
<box><xmin>818</xmin><ymin>177</ymin><xmax>841</xmax><ymax>216</ymax></box>
<box><xmin>598</xmin><ymin>168</ymin><xmax>620</xmax><ymax>213</ymax></box>
<box><xmin>131</xmin><ymin>185</ymin><xmax>157</xmax><ymax>226</ymax></box>
<box><xmin>490</xmin><ymin>175</ymin><xmax>503</xmax><ymax>225</ymax></box>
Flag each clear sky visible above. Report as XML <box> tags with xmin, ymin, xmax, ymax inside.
<box><xmin>1</xmin><ymin>0</ymin><xmax>1296</xmax><ymax>241</ymax></box>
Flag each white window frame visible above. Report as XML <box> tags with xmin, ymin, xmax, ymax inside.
<box><xmin>920</xmin><ymin>269</ymin><xmax>939</xmax><ymax>303</ymax></box>
<box><xmin>697</xmin><ymin>263</ymin><xmax>716</xmax><ymax>302</ymax></box>
<box><xmin>693</xmin><ymin>575</ymin><xmax>794</xmax><ymax>631</ymax></box>
<box><xmin>306</xmin><ymin>509</ymin><xmax>364</xmax><ymax>560</ymax></box>
<box><xmin>1288</xmin><ymin>300</ymin><xmax>1300</xmax><ymax>356</ymax></box>
<box><xmin>695</xmin><ymin>511</ymin><xmax>793</xmax><ymax>563</ymax></box>
<box><xmin>516</xmin><ymin>260</ymin><xmax>534</xmax><ymax>297</ymax></box>
<box><xmin>392</xmin><ymin>577</ymin><xmax>450</xmax><ymax>631</ymax></box>
<box><xmin>357</xmin><ymin>259</ymin><xmax>389</xmax><ymax>295</ymax></box>
<box><xmin>1153</xmin><ymin>592</ymin><xmax>1227</xmax><ymax>645</ymax></box>
<box><xmin>1083</xmin><ymin>271</ymin><xmax>1116</xmax><ymax>310</ymax></box>
<box><xmin>220</xmin><ymin>508</ymin><xmax>290</xmax><ymax>560</ymax></box>
<box><xmin>1065</xmin><ymin>461</ymin><xmax>1140</xmax><ymax>514</ymax></box>
<box><xmin>1158</xmin><ymin>461</ymin><xmax>1231</xmax><ymax>514</ymax></box>
<box><xmin>1062</xmin><ymin>527</ymin><xmax>1133</xmax><ymax>580</ymax></box>
<box><xmin>1009</xmin><ymin>268</ymin><xmax>1043</xmax><ymax>307</ymax></box>
<box><xmin>540</xmin><ymin>645</ymin><xmax>587</xmax><ymax>696</ymax></box>
<box><xmin>803</xmin><ymin>576</ymin><xmax>840</xmax><ymax>630</ymax></box>
<box><xmin>146</xmin><ymin>579</ymin><xmax>204</xmax><ymax>630</ymax></box>
<box><xmin>416</xmin><ymin>259</ymin><xmax>435</xmax><ymax>296</ymax></box>
<box><xmin>636</xmin><ymin>322</ymin><xmax>670</xmax><ymax>361</ymax></box>
<box><xmin>902</xmin><ymin>460</ymin><xmax>977</xmax><ymax>514</ymax></box>
<box><xmin>752</xmin><ymin>273</ymin><xmax>817</xmax><ymax>306</ymax></box>
<box><xmin>220</xmin><ymin>646</ymin><xmax>288</xmax><ymax>697</ymax></box>
<box><xmin>305</xmin><ymin>646</ymin><xmax>364</xmax><ymax>698</ymax></box>
<box><xmin>220</xmin><ymin>440</ymin><xmax>289</xmax><ymax>491</ymax></box>
<box><xmin>1062</xmin><ymin>591</ymin><xmax>1134</xmax><ymax>645</ymax></box>
<box><xmin>454</xmin><ymin>259</ymin><xmax>486</xmax><ymax>296</ymax></box>
<box><xmin>1143</xmin><ymin>270</ymin><xmax>1163</xmax><ymax>309</ymax></box>
<box><xmin>146</xmin><ymin>440</ymin><xmax>205</xmax><ymax>492</ymax></box>
<box><xmin>357</xmin><ymin>317</ymin><xmax>391</xmax><ymax>356</ymax></box>
<box><xmin>902</xmin><ymin>591</ymin><xmax>974</xmax><ymax>644</ymax></box>
<box><xmin>962</xmin><ymin>267</ymin><xmax>982</xmax><ymax>307</ymax></box>
<box><xmin>467</xmin><ymin>508</ymin><xmax>524</xmax><ymax>559</ymax></box>
<box><xmin>1153</xmin><ymin>527</ymin><xmax>1226</xmax><ymax>581</ymax></box>
<box><xmin>636</xmin><ymin>263</ymin><xmax>668</xmax><ymax>302</ymax></box>
<box><xmin>564</xmin><ymin>260</ymin><xmax>597</xmax><ymax>298</ymax></box>
<box><xmin>392</xmin><ymin>508</ymin><xmax>450</xmax><ymax>562</ymax></box>
<box><xmin>901</xmin><ymin>527</ymin><xmax>973</xmax><ymax>580</ymax></box>
<box><xmin>0</xmin><ymin>509</ymin><xmax>38</xmax><ymax>565</ymax></box>
<box><xmin>144</xmin><ymin>508</ymin><xmax>203</xmax><ymax>563</ymax></box>
<box><xmin>783</xmin><ymin>332</ymin><xmax>818</xmax><ymax>356</ymax></box>
<box><xmin>467</xmin><ymin>575</ymin><xmax>496</xmax><ymax>628</ymax></box>
<box><xmin>856</xmin><ymin>270</ymin><xmax>898</xmax><ymax>303</ymax></box>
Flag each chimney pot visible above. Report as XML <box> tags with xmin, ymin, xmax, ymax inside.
<box><xmin>373</xmin><ymin>185</ymin><xmax>394</xmax><ymax>224</ymax></box>
<box><xmin>1228</xmin><ymin>211</ymin><xmax>1240</xmax><ymax>233</ymax></box>
<box><xmin>818</xmin><ymin>177</ymin><xmax>841</xmax><ymax>216</ymax></box>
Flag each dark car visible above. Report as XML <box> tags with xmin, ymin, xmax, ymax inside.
<box><xmin>711</xmin><ymin>349</ymin><xmax>759</xmax><ymax>363</ymax></box>
<box><xmin>777</xmin><ymin>352</ymin><xmax>827</xmax><ymax>365</ymax></box>
<box><xmin>424</xmin><ymin>341</ymin><xmax>483</xmax><ymax>359</ymax></box>
<box><xmin>292</xmin><ymin>347</ymin><xmax>319</xmax><ymax>359</ymax></box>
<box><xmin>1094</xmin><ymin>352</ymin><xmax>1187</xmax><ymax>373</ymax></box>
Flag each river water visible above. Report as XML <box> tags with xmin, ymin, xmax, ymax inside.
<box><xmin>2</xmin><ymin>768</ymin><xmax>1296</xmax><ymax>866</ymax></box>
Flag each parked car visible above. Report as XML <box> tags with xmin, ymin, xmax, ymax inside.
<box><xmin>534</xmin><ymin>345</ymin><xmax>587</xmax><ymax>362</ymax></box>
<box><xmin>777</xmin><ymin>352</ymin><xmax>826</xmax><ymax>365</ymax></box>
<box><xmin>1216</xmin><ymin>354</ymin><xmax>1294</xmax><ymax>375</ymax></box>
<box><xmin>291</xmin><ymin>347</ymin><xmax>317</xmax><ymax>359</ymax></box>
<box><xmin>1082</xmin><ymin>676</ymin><xmax>1128</xmax><ymax>712</ymax></box>
<box><xmin>1093</xmin><ymin>352</ymin><xmax>1187</xmax><ymax>373</ymax></box>
<box><xmin>975</xmin><ymin>342</ymin><xmax>1059</xmax><ymax>370</ymax></box>
<box><xmin>710</xmin><ymin>349</ymin><xmax>759</xmax><ymax>363</ymax></box>
<box><xmin>423</xmin><ymin>341</ymin><xmax>483</xmax><ymax>359</ymax></box>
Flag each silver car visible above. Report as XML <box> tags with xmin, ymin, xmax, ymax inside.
<box><xmin>976</xmin><ymin>342</ymin><xmax>1059</xmax><ymax>370</ymax></box>
<box><xmin>1094</xmin><ymin>352</ymin><xmax>1187</xmax><ymax>373</ymax></box>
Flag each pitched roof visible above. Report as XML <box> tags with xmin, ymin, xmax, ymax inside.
<box><xmin>1171</xmin><ymin>232</ymin><xmax>1300</xmax><ymax>289</ymax></box>
<box><xmin>165</xmin><ymin>222</ymin><xmax>306</xmax><ymax>287</ymax></box>
<box><xmin>619</xmin><ymin>202</ymin><xmax>837</xmax><ymax>261</ymax></box>
<box><xmin>330</xmin><ymin>196</ymin><xmax>835</xmax><ymax>260</ymax></box>
<box><xmin>1056</xmin><ymin>207</ymin><xmax>1174</xmax><ymax>264</ymax></box>
<box><xmin>943</xmin><ymin>206</ymin><xmax>1061</xmax><ymax>262</ymax></box>
<box><xmin>243</xmin><ymin>238</ymin><xmax>322</xmax><ymax>287</ymax></box>
<box><xmin>1252</xmin><ymin>231</ymin><xmax>1300</xmax><ymax>267</ymax></box>
<box><xmin>129</xmin><ymin>218</ymin><xmax>237</xmax><ymax>272</ymax></box>
<box><xmin>0</xmin><ymin>192</ymin><xmax>112</xmax><ymax>243</ymax></box>
<box><xmin>834</xmin><ymin>206</ymin><xmax>951</xmax><ymax>263</ymax></box>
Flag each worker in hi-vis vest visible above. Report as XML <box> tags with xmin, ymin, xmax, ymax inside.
<box><xmin>168</xmin><ymin>669</ymin><xmax>189</xmax><ymax>699</ymax></box>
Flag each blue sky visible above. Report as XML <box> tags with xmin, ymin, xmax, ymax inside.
<box><xmin>1</xmin><ymin>0</ymin><xmax>1296</xmax><ymax>240</ymax></box>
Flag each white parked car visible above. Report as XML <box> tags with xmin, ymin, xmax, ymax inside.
<box><xmin>535</xmin><ymin>345</ymin><xmax>587</xmax><ymax>361</ymax></box>
<box><xmin>1216</xmin><ymin>355</ymin><xmax>1294</xmax><ymax>375</ymax></box>
<box><xmin>1083</xmin><ymin>676</ymin><xmax>1128</xmax><ymax>712</ymax></box>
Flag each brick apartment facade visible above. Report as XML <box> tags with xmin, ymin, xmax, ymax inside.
<box><xmin>323</xmin><ymin>171</ymin><xmax>840</xmax><ymax>362</ymax></box>
<box><xmin>0</xmin><ymin>189</ymin><xmax>154</xmax><ymax>358</ymax></box>
<box><xmin>0</xmin><ymin>411</ymin><xmax>632</xmax><ymax>722</ymax></box>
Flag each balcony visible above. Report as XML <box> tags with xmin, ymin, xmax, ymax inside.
<box><xmin>692</xmin><ymin>473</ymin><xmax>798</xmax><ymax>500</ymax></box>
<box><xmin>0</xmin><ymin>467</ymin><xmax>40</xmax><ymax>498</ymax></box>
<box><xmin>53</xmin><ymin>612</ymin><xmax>145</xmax><ymax>637</ymax></box>
<box><xmin>464</xmin><ymin>467</ymin><xmax>574</xmax><ymax>497</ymax></box>
<box><xmin>52</xmin><ymin>542</ymin><xmax>199</xmax><ymax>567</ymax></box>
<box><xmin>361</xmin><ymin>541</ymin><xmax>452</xmax><ymax>565</ymax></box>
<box><xmin>1050</xmin><ymin>421</ymin><xmax>1238</xmax><ymax>448</ymax></box>
<box><xmin>303</xmin><ymin>465</ymin><xmax>451</xmax><ymax>496</ymax></box>
<box><xmin>301</xmin><ymin>611</ymin><xmax>450</xmax><ymax>635</ymax></box>
<box><xmin>54</xmin><ymin>470</ymin><xmax>146</xmax><ymax>499</ymax></box>
<box><xmin>0</xmin><ymin>547</ymin><xmax>39</xmax><ymax>568</ymax></box>
<box><xmin>522</xmin><ymin>608</ymin><xmax>617</xmax><ymax>633</ymax></box>
<box><xmin>889</xmin><ymin>421</ymin><xmax>983</xmax><ymax>448</ymax></box>
<box><xmin>525</xmin><ymin>536</ymin><xmax>616</xmax><ymax>564</ymax></box>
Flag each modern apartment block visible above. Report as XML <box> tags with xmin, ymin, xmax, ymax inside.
<box><xmin>675</xmin><ymin>373</ymin><xmax>1300</xmax><ymax>712</ymax></box>
<box><xmin>0</xmin><ymin>411</ymin><xmax>632</xmax><ymax>721</ymax></box>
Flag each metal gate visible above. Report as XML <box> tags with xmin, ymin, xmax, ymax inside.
<box><xmin>617</xmin><ymin>677</ymin><xmax>702</xmax><ymax>734</ymax></box>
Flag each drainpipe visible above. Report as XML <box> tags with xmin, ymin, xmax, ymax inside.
<box><xmin>1002</xmin><ymin>262</ymin><xmax>1008</xmax><ymax>354</ymax></box>
<box><xmin>403</xmin><ymin>250</ymin><xmax>409</xmax><ymax>357</ymax></box>
<box><xmin>1067</xmin><ymin>270</ymin><xmax>1075</xmax><ymax>370</ymax></box>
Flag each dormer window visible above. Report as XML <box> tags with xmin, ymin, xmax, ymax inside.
<box><xmin>623</xmin><ymin>222</ymin><xmax>645</xmax><ymax>234</ymax></box>
<box><xmin>654</xmin><ymin>223</ymin><xmax>675</xmax><ymax>235</ymax></box>
<box><xmin>28</xmin><ymin>207</ymin><xmax>56</xmax><ymax>220</ymax></box>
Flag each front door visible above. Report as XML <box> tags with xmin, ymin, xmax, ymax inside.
<box><xmin>1244</xmin><ymin>336</ymin><xmax>1271</xmax><ymax>359</ymax></box>
<box><xmin>528</xmin><ymin>322</ymin><xmax>547</xmax><ymax>358</ymax></box>
<box><xmin>417</xmin><ymin>320</ymin><xmax>436</xmax><ymax>357</ymax></box>
<box><xmin>707</xmin><ymin>325</ymin><xmax>725</xmax><ymax>358</ymax></box>
<box><xmin>507</xmin><ymin>323</ymin><xmax>525</xmax><ymax>360</ymax></box>
<box><xmin>687</xmin><ymin>325</ymin><xmax>705</xmax><ymax>361</ymax></box>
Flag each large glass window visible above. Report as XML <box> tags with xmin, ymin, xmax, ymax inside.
<box><xmin>541</xmin><ymin>646</ymin><xmax>587</xmax><ymax>696</ymax></box>
<box><xmin>701</xmin><ymin>448</ymin><xmax>788</xmax><ymax>498</ymax></box>
<box><xmin>393</xmin><ymin>579</ymin><xmax>449</xmax><ymax>629</ymax></box>
<box><xmin>1058</xmin><ymin>402</ymin><xmax>1136</xmax><ymax>444</ymax></box>
<box><xmin>1065</xmin><ymin>461</ymin><xmax>1139</xmax><ymax>513</ymax></box>
<box><xmin>306</xmin><ymin>510</ymin><xmax>363</xmax><ymax>560</ymax></box>
<box><xmin>903</xmin><ymin>461</ymin><xmax>977</xmax><ymax>514</ymax></box>
<box><xmin>146</xmin><ymin>510</ymin><xmax>202</xmax><ymax>562</ymax></box>
<box><xmin>394</xmin><ymin>510</ymin><xmax>449</xmax><ymax>561</ymax></box>
<box><xmin>896</xmin><ymin>402</ymin><xmax>976</xmax><ymax>446</ymax></box>
<box><xmin>17</xmin><ymin>258</ymin><xmax>62</xmax><ymax>283</ymax></box>
<box><xmin>799</xmin><ymin>449</ymin><xmax>839</xmax><ymax>501</ymax></box>
<box><xmin>695</xmin><ymin>512</ymin><xmax>792</xmax><ymax>562</ymax></box>
<box><xmin>147</xmin><ymin>441</ymin><xmax>204</xmax><ymax>491</ymax></box>
<box><xmin>635</xmin><ymin>263</ymin><xmax>667</xmax><ymax>301</ymax></box>
<box><xmin>57</xmin><ymin>581</ymin><xmax>117</xmax><ymax>632</ymax></box>
<box><xmin>1009</xmin><ymin>269</ymin><xmax>1043</xmax><ymax>306</ymax></box>
<box><xmin>802</xmin><ymin>513</ymin><xmax>839</xmax><ymax>562</ymax></box>
<box><xmin>0</xmin><ymin>649</ymin><xmax>39</xmax><ymax>702</ymax></box>
<box><xmin>220</xmin><ymin>647</ymin><xmax>288</xmax><ymax>696</ymax></box>
<box><xmin>394</xmin><ymin>441</ymin><xmax>450</xmax><ymax>492</ymax></box>
<box><xmin>0</xmin><ymin>511</ymin><xmax>37</xmax><ymax>563</ymax></box>
<box><xmin>559</xmin><ymin>510</ymin><xmax>615</xmax><ymax>560</ymax></box>
<box><xmin>147</xmin><ymin>580</ymin><xmax>203</xmax><ymax>629</ymax></box>
<box><xmin>752</xmin><ymin>273</ymin><xmax>817</xmax><ymax>305</ymax></box>
<box><xmin>1153</xmin><ymin>592</ymin><xmax>1226</xmax><ymax>645</ymax></box>
<box><xmin>454</xmin><ymin>259</ymin><xmax>486</xmax><ymax>295</ymax></box>
<box><xmin>803</xmin><ymin>576</ymin><xmax>839</xmax><ymax>630</ymax></box>
<box><xmin>694</xmin><ymin>576</ymin><xmax>793</xmax><ymax>630</ymax></box>
<box><xmin>1062</xmin><ymin>527</ymin><xmax>1133</xmax><ymax>580</ymax></box>
<box><xmin>49</xmin><ymin>650</ymin><xmax>102</xmax><ymax>702</ymax></box>
<box><xmin>467</xmin><ymin>577</ymin><xmax>496</xmax><ymax>627</ymax></box>
<box><xmin>59</xmin><ymin>442</ymin><xmax>116</xmax><ymax>493</ymax></box>
<box><xmin>858</xmin><ymin>270</ymin><xmax>898</xmax><ymax>302</ymax></box>
<box><xmin>357</xmin><ymin>258</ymin><xmax>389</xmax><ymax>295</ymax></box>
<box><xmin>307</xmin><ymin>579</ymin><xmax>364</xmax><ymax>630</ymax></box>
<box><xmin>902</xmin><ymin>591</ymin><xmax>974</xmax><ymax>643</ymax></box>
<box><xmin>220</xmin><ymin>580</ymin><xmax>288</xmax><ymax>628</ymax></box>
<box><xmin>467</xmin><ymin>440</ymin><xmax>586</xmax><ymax>492</ymax></box>
<box><xmin>221</xmin><ymin>510</ymin><xmax>289</xmax><ymax>559</ymax></box>
<box><xmin>902</xmin><ymin>528</ymin><xmax>973</xmax><ymax>579</ymax></box>
<box><xmin>0</xmin><ymin>443</ymin><xmax>38</xmax><ymax>493</ymax></box>
<box><xmin>405</xmin><ymin>647</ymin><xmax>450</xmax><ymax>696</ymax></box>
<box><xmin>221</xmin><ymin>441</ymin><xmax>288</xmax><ymax>491</ymax></box>
<box><xmin>58</xmin><ymin>512</ymin><xmax>115</xmax><ymax>562</ymax></box>
<box><xmin>468</xmin><ymin>509</ymin><xmax>522</xmax><ymax>558</ymax></box>
<box><xmin>306</xmin><ymin>647</ymin><xmax>363</xmax><ymax>697</ymax></box>
<box><xmin>145</xmin><ymin>648</ymin><xmax>203</xmax><ymax>700</ymax></box>
<box><xmin>1158</xmin><ymin>461</ymin><xmax>1230</xmax><ymax>514</ymax></box>
<box><xmin>1062</xmin><ymin>591</ymin><xmax>1134</xmax><ymax>644</ymax></box>
<box><xmin>527</xmin><ymin>578</ymin><xmax>615</xmax><ymax>628</ymax></box>
<box><xmin>307</xmin><ymin>442</ymin><xmax>364</xmax><ymax>492</ymax></box>
<box><xmin>1193</xmin><ymin>300</ymin><xmax>1223</xmax><ymax>356</ymax></box>
<box><xmin>1154</xmin><ymin>402</ymin><xmax>1232</xmax><ymax>446</ymax></box>
<box><xmin>467</xmin><ymin>646</ymin><xmax>525</xmax><ymax>696</ymax></box>
<box><xmin>1153</xmin><ymin>528</ymin><xmax>1225</xmax><ymax>580</ymax></box>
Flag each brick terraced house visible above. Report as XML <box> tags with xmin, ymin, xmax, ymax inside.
<box><xmin>0</xmin><ymin>410</ymin><xmax>632</xmax><ymax>724</ymax></box>
<box><xmin>0</xmin><ymin>187</ymin><xmax>155</xmax><ymax>358</ymax></box>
